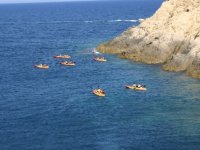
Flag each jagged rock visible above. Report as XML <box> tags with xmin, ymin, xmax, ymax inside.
<box><xmin>97</xmin><ymin>0</ymin><xmax>200</xmax><ymax>79</ymax></box>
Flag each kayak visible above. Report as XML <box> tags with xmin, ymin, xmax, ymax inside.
<box><xmin>94</xmin><ymin>57</ymin><xmax>107</xmax><ymax>62</ymax></box>
<box><xmin>125</xmin><ymin>85</ymin><xmax>147</xmax><ymax>91</ymax></box>
<box><xmin>60</xmin><ymin>61</ymin><xmax>76</xmax><ymax>66</ymax></box>
<box><xmin>35</xmin><ymin>64</ymin><xmax>49</xmax><ymax>69</ymax></box>
<box><xmin>92</xmin><ymin>89</ymin><xmax>106</xmax><ymax>97</ymax></box>
<box><xmin>54</xmin><ymin>55</ymin><xmax>71</xmax><ymax>59</ymax></box>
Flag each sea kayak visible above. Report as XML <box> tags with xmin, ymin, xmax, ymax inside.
<box><xmin>35</xmin><ymin>64</ymin><xmax>49</xmax><ymax>69</ymax></box>
<box><xmin>60</xmin><ymin>61</ymin><xmax>76</xmax><ymax>66</ymax></box>
<box><xmin>54</xmin><ymin>55</ymin><xmax>71</xmax><ymax>59</ymax></box>
<box><xmin>94</xmin><ymin>57</ymin><xmax>107</xmax><ymax>62</ymax></box>
<box><xmin>92</xmin><ymin>89</ymin><xmax>106</xmax><ymax>97</ymax></box>
<box><xmin>125</xmin><ymin>85</ymin><xmax>147</xmax><ymax>91</ymax></box>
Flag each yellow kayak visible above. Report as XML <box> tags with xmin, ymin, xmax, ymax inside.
<box><xmin>54</xmin><ymin>55</ymin><xmax>71</xmax><ymax>59</ymax></box>
<box><xmin>35</xmin><ymin>64</ymin><xmax>49</xmax><ymax>69</ymax></box>
<box><xmin>92</xmin><ymin>89</ymin><xmax>106</xmax><ymax>97</ymax></box>
<box><xmin>94</xmin><ymin>57</ymin><xmax>107</xmax><ymax>62</ymax></box>
<box><xmin>125</xmin><ymin>85</ymin><xmax>147</xmax><ymax>91</ymax></box>
<box><xmin>60</xmin><ymin>61</ymin><xmax>76</xmax><ymax>66</ymax></box>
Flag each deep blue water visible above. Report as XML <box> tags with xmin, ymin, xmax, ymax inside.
<box><xmin>0</xmin><ymin>1</ymin><xmax>200</xmax><ymax>150</ymax></box>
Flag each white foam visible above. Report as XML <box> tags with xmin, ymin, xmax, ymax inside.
<box><xmin>92</xmin><ymin>48</ymin><xmax>101</xmax><ymax>54</ymax></box>
<box><xmin>108</xmin><ymin>19</ymin><xmax>138</xmax><ymax>23</ymax></box>
<box><xmin>37</xmin><ymin>19</ymin><xmax>138</xmax><ymax>24</ymax></box>
<box><xmin>138</xmin><ymin>18</ymin><xmax>145</xmax><ymax>23</ymax></box>
<box><xmin>124</xmin><ymin>19</ymin><xmax>138</xmax><ymax>22</ymax></box>
<box><xmin>38</xmin><ymin>21</ymin><xmax>74</xmax><ymax>24</ymax></box>
<box><xmin>84</xmin><ymin>21</ymin><xmax>94</xmax><ymax>23</ymax></box>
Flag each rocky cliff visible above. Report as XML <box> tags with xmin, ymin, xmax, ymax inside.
<box><xmin>97</xmin><ymin>0</ymin><xmax>200</xmax><ymax>79</ymax></box>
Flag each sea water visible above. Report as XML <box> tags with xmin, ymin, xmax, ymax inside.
<box><xmin>0</xmin><ymin>1</ymin><xmax>200</xmax><ymax>150</ymax></box>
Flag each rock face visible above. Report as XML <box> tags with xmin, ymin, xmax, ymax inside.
<box><xmin>97</xmin><ymin>0</ymin><xmax>200</xmax><ymax>79</ymax></box>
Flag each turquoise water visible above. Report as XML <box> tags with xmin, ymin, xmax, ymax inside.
<box><xmin>0</xmin><ymin>1</ymin><xmax>200</xmax><ymax>150</ymax></box>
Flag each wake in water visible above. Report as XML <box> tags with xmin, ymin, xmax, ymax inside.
<box><xmin>108</xmin><ymin>19</ymin><xmax>138</xmax><ymax>22</ymax></box>
<box><xmin>92</xmin><ymin>48</ymin><xmax>101</xmax><ymax>55</ymax></box>
<box><xmin>37</xmin><ymin>19</ymin><xmax>140</xmax><ymax>24</ymax></box>
<box><xmin>77</xmin><ymin>48</ymin><xmax>101</xmax><ymax>55</ymax></box>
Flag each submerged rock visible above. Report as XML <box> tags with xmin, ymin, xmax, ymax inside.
<box><xmin>97</xmin><ymin>0</ymin><xmax>200</xmax><ymax>79</ymax></box>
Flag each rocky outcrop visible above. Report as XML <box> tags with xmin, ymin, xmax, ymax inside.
<box><xmin>97</xmin><ymin>0</ymin><xmax>200</xmax><ymax>79</ymax></box>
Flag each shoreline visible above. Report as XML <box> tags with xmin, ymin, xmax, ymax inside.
<box><xmin>97</xmin><ymin>42</ymin><xmax>200</xmax><ymax>79</ymax></box>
